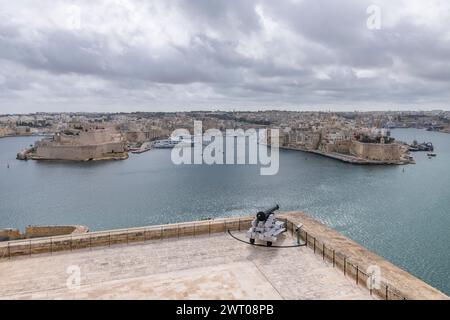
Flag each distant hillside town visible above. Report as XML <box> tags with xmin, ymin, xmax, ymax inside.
<box><xmin>3</xmin><ymin>110</ymin><xmax>449</xmax><ymax>163</ymax></box>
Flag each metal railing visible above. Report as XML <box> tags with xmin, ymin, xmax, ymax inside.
<box><xmin>285</xmin><ymin>219</ymin><xmax>407</xmax><ymax>300</ymax></box>
<box><xmin>2</xmin><ymin>217</ymin><xmax>407</xmax><ymax>300</ymax></box>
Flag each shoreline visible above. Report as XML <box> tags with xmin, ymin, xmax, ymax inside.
<box><xmin>25</xmin><ymin>151</ymin><xmax>129</xmax><ymax>162</ymax></box>
<box><xmin>0</xmin><ymin>134</ymin><xmax>36</xmax><ymax>139</ymax></box>
<box><xmin>280</xmin><ymin>146</ymin><xmax>413</xmax><ymax>165</ymax></box>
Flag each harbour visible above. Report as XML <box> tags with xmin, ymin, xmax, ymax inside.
<box><xmin>2</xmin><ymin>0</ymin><xmax>450</xmax><ymax>304</ymax></box>
<box><xmin>0</xmin><ymin>128</ymin><xmax>449</xmax><ymax>295</ymax></box>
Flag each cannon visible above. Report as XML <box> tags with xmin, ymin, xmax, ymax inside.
<box><xmin>246</xmin><ymin>205</ymin><xmax>286</xmax><ymax>246</ymax></box>
<box><xmin>256</xmin><ymin>205</ymin><xmax>279</xmax><ymax>222</ymax></box>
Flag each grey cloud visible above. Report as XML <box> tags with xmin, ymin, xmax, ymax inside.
<box><xmin>0</xmin><ymin>0</ymin><xmax>449</xmax><ymax>113</ymax></box>
<box><xmin>178</xmin><ymin>0</ymin><xmax>261</xmax><ymax>33</ymax></box>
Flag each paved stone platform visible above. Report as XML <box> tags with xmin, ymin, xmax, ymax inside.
<box><xmin>0</xmin><ymin>232</ymin><xmax>374</xmax><ymax>300</ymax></box>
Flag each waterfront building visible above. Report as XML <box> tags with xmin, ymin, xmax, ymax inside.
<box><xmin>30</xmin><ymin>123</ymin><xmax>127</xmax><ymax>161</ymax></box>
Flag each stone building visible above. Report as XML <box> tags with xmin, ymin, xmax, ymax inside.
<box><xmin>32</xmin><ymin>124</ymin><xmax>127</xmax><ymax>161</ymax></box>
<box><xmin>284</xmin><ymin>128</ymin><xmax>321</xmax><ymax>150</ymax></box>
<box><xmin>125</xmin><ymin>127</ymin><xmax>170</xmax><ymax>144</ymax></box>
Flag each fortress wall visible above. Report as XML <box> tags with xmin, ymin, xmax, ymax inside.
<box><xmin>321</xmin><ymin>143</ymin><xmax>336</xmax><ymax>153</ymax></box>
<box><xmin>321</xmin><ymin>140</ymin><xmax>351</xmax><ymax>154</ymax></box>
<box><xmin>78</xmin><ymin>130</ymin><xmax>120</xmax><ymax>145</ymax></box>
<box><xmin>125</xmin><ymin>130</ymin><xmax>167</xmax><ymax>143</ymax></box>
<box><xmin>93</xmin><ymin>142</ymin><xmax>125</xmax><ymax>155</ymax></box>
<box><xmin>335</xmin><ymin>140</ymin><xmax>351</xmax><ymax>154</ymax></box>
<box><xmin>125</xmin><ymin>132</ymin><xmax>146</xmax><ymax>143</ymax></box>
<box><xmin>36</xmin><ymin>145</ymin><xmax>97</xmax><ymax>160</ymax></box>
<box><xmin>53</xmin><ymin>128</ymin><xmax>124</xmax><ymax>146</ymax></box>
<box><xmin>350</xmin><ymin>141</ymin><xmax>401</xmax><ymax>161</ymax></box>
<box><xmin>350</xmin><ymin>141</ymin><xmax>364</xmax><ymax>158</ymax></box>
<box><xmin>36</xmin><ymin>142</ymin><xmax>125</xmax><ymax>160</ymax></box>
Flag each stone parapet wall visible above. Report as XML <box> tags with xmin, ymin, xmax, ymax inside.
<box><xmin>0</xmin><ymin>213</ymin><xmax>447</xmax><ymax>300</ymax></box>
<box><xmin>0</xmin><ymin>229</ymin><xmax>21</xmax><ymax>241</ymax></box>
<box><xmin>282</xmin><ymin>212</ymin><xmax>448</xmax><ymax>300</ymax></box>
<box><xmin>0</xmin><ymin>217</ymin><xmax>253</xmax><ymax>260</ymax></box>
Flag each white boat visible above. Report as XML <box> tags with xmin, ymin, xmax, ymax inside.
<box><xmin>153</xmin><ymin>139</ymin><xmax>180</xmax><ymax>148</ymax></box>
<box><xmin>154</xmin><ymin>136</ymin><xmax>194</xmax><ymax>148</ymax></box>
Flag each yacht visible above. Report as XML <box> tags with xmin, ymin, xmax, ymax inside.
<box><xmin>153</xmin><ymin>139</ymin><xmax>180</xmax><ymax>148</ymax></box>
<box><xmin>154</xmin><ymin>136</ymin><xmax>193</xmax><ymax>148</ymax></box>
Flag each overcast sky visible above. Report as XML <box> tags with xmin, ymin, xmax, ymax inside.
<box><xmin>0</xmin><ymin>0</ymin><xmax>449</xmax><ymax>113</ymax></box>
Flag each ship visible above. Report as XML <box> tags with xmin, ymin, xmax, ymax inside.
<box><xmin>408</xmin><ymin>141</ymin><xmax>434</xmax><ymax>152</ymax></box>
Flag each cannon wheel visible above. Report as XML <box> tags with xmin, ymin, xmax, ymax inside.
<box><xmin>266</xmin><ymin>241</ymin><xmax>272</xmax><ymax>247</ymax></box>
<box><xmin>250</xmin><ymin>238</ymin><xmax>255</xmax><ymax>245</ymax></box>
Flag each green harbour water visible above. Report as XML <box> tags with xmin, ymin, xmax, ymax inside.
<box><xmin>0</xmin><ymin>128</ymin><xmax>449</xmax><ymax>294</ymax></box>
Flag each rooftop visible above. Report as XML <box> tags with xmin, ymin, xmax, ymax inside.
<box><xmin>0</xmin><ymin>231</ymin><xmax>373</xmax><ymax>300</ymax></box>
<box><xmin>0</xmin><ymin>212</ymin><xmax>446</xmax><ymax>300</ymax></box>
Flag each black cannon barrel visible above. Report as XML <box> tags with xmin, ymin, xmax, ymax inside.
<box><xmin>256</xmin><ymin>204</ymin><xmax>280</xmax><ymax>222</ymax></box>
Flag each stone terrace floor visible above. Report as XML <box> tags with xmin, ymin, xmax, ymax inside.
<box><xmin>0</xmin><ymin>232</ymin><xmax>374</xmax><ymax>300</ymax></box>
